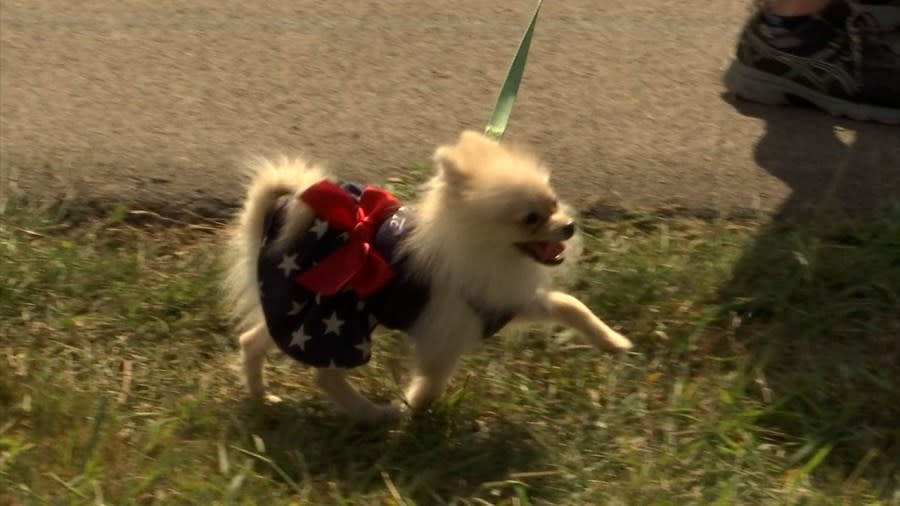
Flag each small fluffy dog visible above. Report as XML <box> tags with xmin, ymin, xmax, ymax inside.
<box><xmin>224</xmin><ymin>130</ymin><xmax>632</xmax><ymax>422</ymax></box>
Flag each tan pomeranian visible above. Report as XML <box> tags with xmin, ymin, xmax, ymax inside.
<box><xmin>223</xmin><ymin>130</ymin><xmax>632</xmax><ymax>423</ymax></box>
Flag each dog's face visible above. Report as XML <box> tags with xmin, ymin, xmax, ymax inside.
<box><xmin>432</xmin><ymin>131</ymin><xmax>576</xmax><ymax>266</ymax></box>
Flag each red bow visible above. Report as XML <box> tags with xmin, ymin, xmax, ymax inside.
<box><xmin>294</xmin><ymin>180</ymin><xmax>400</xmax><ymax>298</ymax></box>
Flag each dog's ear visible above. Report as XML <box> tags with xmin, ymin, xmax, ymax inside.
<box><xmin>434</xmin><ymin>131</ymin><xmax>498</xmax><ymax>186</ymax></box>
<box><xmin>434</xmin><ymin>146</ymin><xmax>469</xmax><ymax>187</ymax></box>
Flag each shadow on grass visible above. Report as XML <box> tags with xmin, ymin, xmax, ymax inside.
<box><xmin>233</xmin><ymin>398</ymin><xmax>544</xmax><ymax>503</ymax></box>
<box><xmin>719</xmin><ymin>97</ymin><xmax>900</xmax><ymax>493</ymax></box>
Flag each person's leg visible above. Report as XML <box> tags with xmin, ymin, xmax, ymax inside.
<box><xmin>723</xmin><ymin>0</ymin><xmax>900</xmax><ymax>124</ymax></box>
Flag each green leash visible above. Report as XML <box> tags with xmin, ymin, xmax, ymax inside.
<box><xmin>483</xmin><ymin>0</ymin><xmax>544</xmax><ymax>141</ymax></box>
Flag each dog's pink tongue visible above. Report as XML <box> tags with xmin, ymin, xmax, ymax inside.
<box><xmin>538</xmin><ymin>242</ymin><xmax>565</xmax><ymax>262</ymax></box>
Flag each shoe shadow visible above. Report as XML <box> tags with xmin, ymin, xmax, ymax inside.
<box><xmin>233</xmin><ymin>397</ymin><xmax>544</xmax><ymax>503</ymax></box>
<box><xmin>718</xmin><ymin>95</ymin><xmax>900</xmax><ymax>491</ymax></box>
<box><xmin>724</xmin><ymin>95</ymin><xmax>900</xmax><ymax>216</ymax></box>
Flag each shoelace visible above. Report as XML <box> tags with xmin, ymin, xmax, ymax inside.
<box><xmin>849</xmin><ymin>10</ymin><xmax>900</xmax><ymax>57</ymax></box>
<box><xmin>845</xmin><ymin>9</ymin><xmax>900</xmax><ymax>83</ymax></box>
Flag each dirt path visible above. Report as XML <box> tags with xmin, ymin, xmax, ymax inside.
<box><xmin>2</xmin><ymin>0</ymin><xmax>897</xmax><ymax>218</ymax></box>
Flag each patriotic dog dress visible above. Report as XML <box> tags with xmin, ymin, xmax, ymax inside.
<box><xmin>257</xmin><ymin>180</ymin><xmax>516</xmax><ymax>370</ymax></box>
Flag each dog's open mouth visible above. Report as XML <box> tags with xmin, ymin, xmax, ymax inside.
<box><xmin>516</xmin><ymin>241</ymin><xmax>566</xmax><ymax>265</ymax></box>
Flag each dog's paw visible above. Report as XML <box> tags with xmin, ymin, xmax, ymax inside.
<box><xmin>609</xmin><ymin>332</ymin><xmax>633</xmax><ymax>351</ymax></box>
<box><xmin>597</xmin><ymin>330</ymin><xmax>633</xmax><ymax>352</ymax></box>
<box><xmin>263</xmin><ymin>393</ymin><xmax>284</xmax><ymax>404</ymax></box>
<box><xmin>245</xmin><ymin>391</ymin><xmax>283</xmax><ymax>405</ymax></box>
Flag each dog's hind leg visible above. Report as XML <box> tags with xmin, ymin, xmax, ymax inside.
<box><xmin>315</xmin><ymin>368</ymin><xmax>399</xmax><ymax>423</ymax></box>
<box><xmin>239</xmin><ymin>323</ymin><xmax>276</xmax><ymax>399</ymax></box>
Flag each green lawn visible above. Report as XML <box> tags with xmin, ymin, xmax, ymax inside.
<box><xmin>2</xmin><ymin>196</ymin><xmax>898</xmax><ymax>505</ymax></box>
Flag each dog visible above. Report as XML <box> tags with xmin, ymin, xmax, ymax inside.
<box><xmin>223</xmin><ymin>130</ymin><xmax>633</xmax><ymax>423</ymax></box>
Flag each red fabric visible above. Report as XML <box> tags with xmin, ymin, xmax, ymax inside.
<box><xmin>294</xmin><ymin>180</ymin><xmax>400</xmax><ymax>298</ymax></box>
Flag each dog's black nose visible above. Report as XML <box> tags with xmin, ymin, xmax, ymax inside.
<box><xmin>561</xmin><ymin>221</ymin><xmax>576</xmax><ymax>239</ymax></box>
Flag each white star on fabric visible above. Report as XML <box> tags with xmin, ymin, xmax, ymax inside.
<box><xmin>310</xmin><ymin>219</ymin><xmax>328</xmax><ymax>239</ymax></box>
<box><xmin>322</xmin><ymin>312</ymin><xmax>344</xmax><ymax>335</ymax></box>
<box><xmin>355</xmin><ymin>340</ymin><xmax>371</xmax><ymax>358</ymax></box>
<box><xmin>277</xmin><ymin>253</ymin><xmax>299</xmax><ymax>277</ymax></box>
<box><xmin>287</xmin><ymin>301</ymin><xmax>303</xmax><ymax>316</ymax></box>
<box><xmin>356</xmin><ymin>300</ymin><xmax>366</xmax><ymax>311</ymax></box>
<box><xmin>289</xmin><ymin>326</ymin><xmax>312</xmax><ymax>350</ymax></box>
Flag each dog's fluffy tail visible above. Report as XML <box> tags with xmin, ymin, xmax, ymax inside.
<box><xmin>222</xmin><ymin>157</ymin><xmax>329</xmax><ymax>330</ymax></box>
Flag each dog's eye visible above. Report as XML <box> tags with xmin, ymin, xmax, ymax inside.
<box><xmin>522</xmin><ymin>212</ymin><xmax>542</xmax><ymax>225</ymax></box>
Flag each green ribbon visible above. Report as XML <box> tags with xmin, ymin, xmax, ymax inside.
<box><xmin>483</xmin><ymin>0</ymin><xmax>544</xmax><ymax>141</ymax></box>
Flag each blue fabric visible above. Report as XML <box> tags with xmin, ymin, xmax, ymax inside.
<box><xmin>257</xmin><ymin>182</ymin><xmax>519</xmax><ymax>370</ymax></box>
<box><xmin>257</xmin><ymin>183</ymin><xmax>427</xmax><ymax>369</ymax></box>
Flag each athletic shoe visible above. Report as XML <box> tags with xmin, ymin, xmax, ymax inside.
<box><xmin>724</xmin><ymin>0</ymin><xmax>900</xmax><ymax>124</ymax></box>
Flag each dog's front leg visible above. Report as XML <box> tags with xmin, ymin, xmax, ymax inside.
<box><xmin>521</xmin><ymin>290</ymin><xmax>633</xmax><ymax>351</ymax></box>
<box><xmin>404</xmin><ymin>330</ymin><xmax>469</xmax><ymax>412</ymax></box>
<box><xmin>404</xmin><ymin>353</ymin><xmax>461</xmax><ymax>412</ymax></box>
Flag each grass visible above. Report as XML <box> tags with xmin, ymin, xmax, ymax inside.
<box><xmin>1</xmin><ymin>188</ymin><xmax>899</xmax><ymax>505</ymax></box>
